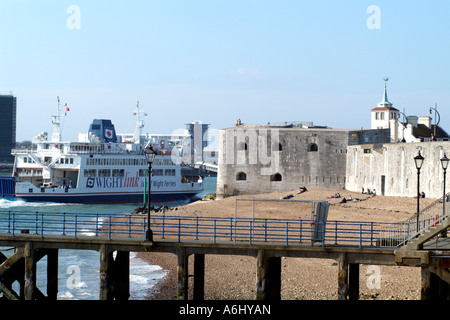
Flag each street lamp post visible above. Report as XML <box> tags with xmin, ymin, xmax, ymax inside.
<box><xmin>414</xmin><ymin>151</ymin><xmax>424</xmax><ymax>233</ymax></box>
<box><xmin>440</xmin><ymin>154</ymin><xmax>449</xmax><ymax>237</ymax></box>
<box><xmin>145</xmin><ymin>145</ymin><xmax>156</xmax><ymax>242</ymax></box>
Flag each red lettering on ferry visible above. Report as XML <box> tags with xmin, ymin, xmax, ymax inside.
<box><xmin>124</xmin><ymin>171</ymin><xmax>139</xmax><ymax>188</ymax></box>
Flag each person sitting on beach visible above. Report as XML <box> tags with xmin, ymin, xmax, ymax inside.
<box><xmin>282</xmin><ymin>194</ymin><xmax>294</xmax><ymax>199</ymax></box>
<box><xmin>340</xmin><ymin>198</ymin><xmax>347</xmax><ymax>203</ymax></box>
<box><xmin>330</xmin><ymin>193</ymin><xmax>341</xmax><ymax>198</ymax></box>
<box><xmin>298</xmin><ymin>186</ymin><xmax>308</xmax><ymax>194</ymax></box>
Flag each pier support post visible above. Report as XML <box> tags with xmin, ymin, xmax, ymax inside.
<box><xmin>193</xmin><ymin>254</ymin><xmax>205</xmax><ymax>300</ymax></box>
<box><xmin>99</xmin><ymin>247</ymin><xmax>130</xmax><ymax>300</ymax></box>
<box><xmin>99</xmin><ymin>245</ymin><xmax>114</xmax><ymax>300</ymax></box>
<box><xmin>177</xmin><ymin>249</ymin><xmax>189</xmax><ymax>300</ymax></box>
<box><xmin>421</xmin><ymin>266</ymin><xmax>450</xmax><ymax>300</ymax></box>
<box><xmin>337</xmin><ymin>254</ymin><xmax>348</xmax><ymax>300</ymax></box>
<box><xmin>24</xmin><ymin>242</ymin><xmax>36</xmax><ymax>300</ymax></box>
<box><xmin>114</xmin><ymin>251</ymin><xmax>130</xmax><ymax>300</ymax></box>
<box><xmin>47</xmin><ymin>249</ymin><xmax>58</xmax><ymax>300</ymax></box>
<box><xmin>256</xmin><ymin>250</ymin><xmax>281</xmax><ymax>300</ymax></box>
<box><xmin>348</xmin><ymin>263</ymin><xmax>360</xmax><ymax>300</ymax></box>
<box><xmin>421</xmin><ymin>266</ymin><xmax>438</xmax><ymax>300</ymax></box>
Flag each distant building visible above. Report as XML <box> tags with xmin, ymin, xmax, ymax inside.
<box><xmin>371</xmin><ymin>80</ymin><xmax>449</xmax><ymax>143</ymax></box>
<box><xmin>0</xmin><ymin>95</ymin><xmax>17</xmax><ymax>163</ymax></box>
<box><xmin>185</xmin><ymin>121</ymin><xmax>211</xmax><ymax>163</ymax></box>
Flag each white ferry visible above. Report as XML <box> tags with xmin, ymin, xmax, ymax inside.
<box><xmin>11</xmin><ymin>99</ymin><xmax>203</xmax><ymax>204</ymax></box>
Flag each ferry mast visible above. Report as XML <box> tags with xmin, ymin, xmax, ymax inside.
<box><xmin>133</xmin><ymin>101</ymin><xmax>147</xmax><ymax>144</ymax></box>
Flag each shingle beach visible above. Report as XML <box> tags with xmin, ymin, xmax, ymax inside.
<box><xmin>137</xmin><ymin>188</ymin><xmax>436</xmax><ymax>300</ymax></box>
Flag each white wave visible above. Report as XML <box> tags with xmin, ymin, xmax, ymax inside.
<box><xmin>129</xmin><ymin>252</ymin><xmax>167</xmax><ymax>300</ymax></box>
<box><xmin>70</xmin><ymin>281</ymin><xmax>88</xmax><ymax>290</ymax></box>
<box><xmin>58</xmin><ymin>291</ymin><xmax>75</xmax><ymax>300</ymax></box>
<box><xmin>130</xmin><ymin>274</ymin><xmax>151</xmax><ymax>285</ymax></box>
<box><xmin>76</xmin><ymin>291</ymin><xmax>92</xmax><ymax>297</ymax></box>
<box><xmin>0</xmin><ymin>198</ymin><xmax>69</xmax><ymax>209</ymax></box>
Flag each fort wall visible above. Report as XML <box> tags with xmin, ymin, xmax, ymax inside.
<box><xmin>216</xmin><ymin>125</ymin><xmax>389</xmax><ymax>198</ymax></box>
<box><xmin>345</xmin><ymin>141</ymin><xmax>450</xmax><ymax>199</ymax></box>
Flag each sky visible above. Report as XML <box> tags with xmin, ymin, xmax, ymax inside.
<box><xmin>2</xmin><ymin>0</ymin><xmax>450</xmax><ymax>142</ymax></box>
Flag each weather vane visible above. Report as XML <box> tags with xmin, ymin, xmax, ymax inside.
<box><xmin>383</xmin><ymin>77</ymin><xmax>389</xmax><ymax>86</ymax></box>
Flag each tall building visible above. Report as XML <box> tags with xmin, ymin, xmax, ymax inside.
<box><xmin>186</xmin><ymin>121</ymin><xmax>211</xmax><ymax>163</ymax></box>
<box><xmin>0</xmin><ymin>95</ymin><xmax>17</xmax><ymax>163</ymax></box>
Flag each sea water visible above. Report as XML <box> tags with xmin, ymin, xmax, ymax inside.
<box><xmin>0</xmin><ymin>176</ymin><xmax>217</xmax><ymax>300</ymax></box>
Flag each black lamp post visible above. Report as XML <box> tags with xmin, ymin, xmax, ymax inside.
<box><xmin>414</xmin><ymin>151</ymin><xmax>424</xmax><ymax>232</ymax></box>
<box><xmin>145</xmin><ymin>145</ymin><xmax>156</xmax><ymax>242</ymax></box>
<box><xmin>441</xmin><ymin>154</ymin><xmax>449</xmax><ymax>237</ymax></box>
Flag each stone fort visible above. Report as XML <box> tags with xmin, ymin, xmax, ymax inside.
<box><xmin>216</xmin><ymin>81</ymin><xmax>450</xmax><ymax>199</ymax></box>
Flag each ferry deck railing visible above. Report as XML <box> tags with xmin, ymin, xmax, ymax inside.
<box><xmin>0</xmin><ymin>211</ymin><xmax>397</xmax><ymax>248</ymax></box>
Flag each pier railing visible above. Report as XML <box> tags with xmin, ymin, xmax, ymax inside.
<box><xmin>379</xmin><ymin>192</ymin><xmax>450</xmax><ymax>246</ymax></box>
<box><xmin>0</xmin><ymin>211</ymin><xmax>397</xmax><ymax>248</ymax></box>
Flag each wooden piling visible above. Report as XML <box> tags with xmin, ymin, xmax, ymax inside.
<box><xmin>348</xmin><ymin>263</ymin><xmax>360</xmax><ymax>300</ymax></box>
<box><xmin>114</xmin><ymin>251</ymin><xmax>130</xmax><ymax>300</ymax></box>
<box><xmin>193</xmin><ymin>254</ymin><xmax>205</xmax><ymax>300</ymax></box>
<box><xmin>256</xmin><ymin>250</ymin><xmax>281</xmax><ymax>300</ymax></box>
<box><xmin>177</xmin><ymin>249</ymin><xmax>189</xmax><ymax>300</ymax></box>
<box><xmin>337</xmin><ymin>254</ymin><xmax>348</xmax><ymax>300</ymax></box>
<box><xmin>99</xmin><ymin>245</ymin><xmax>114</xmax><ymax>300</ymax></box>
<box><xmin>24</xmin><ymin>242</ymin><xmax>35</xmax><ymax>300</ymax></box>
<box><xmin>46</xmin><ymin>249</ymin><xmax>58</xmax><ymax>300</ymax></box>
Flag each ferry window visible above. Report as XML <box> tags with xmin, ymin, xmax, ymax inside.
<box><xmin>139</xmin><ymin>169</ymin><xmax>147</xmax><ymax>177</ymax></box>
<box><xmin>99</xmin><ymin>169</ymin><xmax>111</xmax><ymax>177</ymax></box>
<box><xmin>152</xmin><ymin>169</ymin><xmax>164</xmax><ymax>176</ymax></box>
<box><xmin>84</xmin><ymin>169</ymin><xmax>97</xmax><ymax>177</ymax></box>
<box><xmin>112</xmin><ymin>169</ymin><xmax>124</xmax><ymax>177</ymax></box>
<box><xmin>165</xmin><ymin>169</ymin><xmax>176</xmax><ymax>176</ymax></box>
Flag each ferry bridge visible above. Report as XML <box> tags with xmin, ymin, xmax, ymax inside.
<box><xmin>0</xmin><ymin>197</ymin><xmax>450</xmax><ymax>300</ymax></box>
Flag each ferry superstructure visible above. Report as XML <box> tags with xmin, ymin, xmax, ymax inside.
<box><xmin>11</xmin><ymin>99</ymin><xmax>203</xmax><ymax>204</ymax></box>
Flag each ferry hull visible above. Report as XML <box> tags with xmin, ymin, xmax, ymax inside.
<box><xmin>14</xmin><ymin>191</ymin><xmax>203</xmax><ymax>204</ymax></box>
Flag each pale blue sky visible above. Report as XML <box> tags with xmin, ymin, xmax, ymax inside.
<box><xmin>1</xmin><ymin>0</ymin><xmax>450</xmax><ymax>141</ymax></box>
